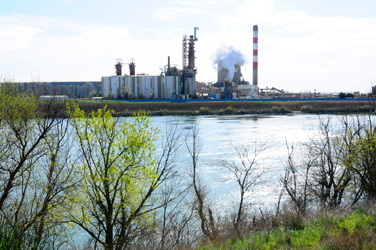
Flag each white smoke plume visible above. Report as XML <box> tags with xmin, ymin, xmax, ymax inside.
<box><xmin>213</xmin><ymin>46</ymin><xmax>247</xmax><ymax>79</ymax></box>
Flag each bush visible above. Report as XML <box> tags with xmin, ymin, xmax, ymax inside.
<box><xmin>0</xmin><ymin>224</ymin><xmax>24</xmax><ymax>250</ymax></box>
<box><xmin>106</xmin><ymin>92</ymin><xmax>114</xmax><ymax>100</ymax></box>
<box><xmin>198</xmin><ymin>106</ymin><xmax>210</xmax><ymax>115</ymax></box>
<box><xmin>300</xmin><ymin>105</ymin><xmax>312</xmax><ymax>113</ymax></box>
<box><xmin>137</xmin><ymin>93</ymin><xmax>145</xmax><ymax>99</ymax></box>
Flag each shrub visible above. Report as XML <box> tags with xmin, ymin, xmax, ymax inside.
<box><xmin>359</xmin><ymin>105</ymin><xmax>374</xmax><ymax>112</ymax></box>
<box><xmin>198</xmin><ymin>107</ymin><xmax>210</xmax><ymax>115</ymax></box>
<box><xmin>300</xmin><ymin>105</ymin><xmax>312</xmax><ymax>113</ymax></box>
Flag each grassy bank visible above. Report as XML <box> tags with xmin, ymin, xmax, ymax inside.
<box><xmin>70</xmin><ymin>100</ymin><xmax>375</xmax><ymax>117</ymax></box>
<box><xmin>198</xmin><ymin>207</ymin><xmax>376</xmax><ymax>250</ymax></box>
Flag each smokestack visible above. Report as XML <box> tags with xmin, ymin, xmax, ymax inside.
<box><xmin>188</xmin><ymin>35</ymin><xmax>195</xmax><ymax>69</ymax></box>
<box><xmin>253</xmin><ymin>25</ymin><xmax>258</xmax><ymax>86</ymax></box>
<box><xmin>129</xmin><ymin>59</ymin><xmax>135</xmax><ymax>76</ymax></box>
<box><xmin>115</xmin><ymin>59</ymin><xmax>122</xmax><ymax>76</ymax></box>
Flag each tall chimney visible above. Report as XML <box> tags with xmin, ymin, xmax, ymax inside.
<box><xmin>188</xmin><ymin>35</ymin><xmax>195</xmax><ymax>69</ymax></box>
<box><xmin>253</xmin><ymin>25</ymin><xmax>258</xmax><ymax>86</ymax></box>
<box><xmin>115</xmin><ymin>59</ymin><xmax>122</xmax><ymax>76</ymax></box>
<box><xmin>129</xmin><ymin>59</ymin><xmax>135</xmax><ymax>76</ymax></box>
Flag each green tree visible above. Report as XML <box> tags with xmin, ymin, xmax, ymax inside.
<box><xmin>339</xmin><ymin>92</ymin><xmax>346</xmax><ymax>99</ymax></box>
<box><xmin>107</xmin><ymin>92</ymin><xmax>114</xmax><ymax>100</ymax></box>
<box><xmin>0</xmin><ymin>82</ymin><xmax>75</xmax><ymax>249</ymax></box>
<box><xmin>68</xmin><ymin>104</ymin><xmax>175</xmax><ymax>250</ymax></box>
<box><xmin>342</xmin><ymin>115</ymin><xmax>376</xmax><ymax>202</ymax></box>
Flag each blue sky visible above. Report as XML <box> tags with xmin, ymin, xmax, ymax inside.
<box><xmin>1</xmin><ymin>0</ymin><xmax>376</xmax><ymax>93</ymax></box>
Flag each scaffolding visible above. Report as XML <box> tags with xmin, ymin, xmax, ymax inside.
<box><xmin>182</xmin><ymin>35</ymin><xmax>188</xmax><ymax>69</ymax></box>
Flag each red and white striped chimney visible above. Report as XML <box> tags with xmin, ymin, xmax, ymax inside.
<box><xmin>253</xmin><ymin>25</ymin><xmax>258</xmax><ymax>86</ymax></box>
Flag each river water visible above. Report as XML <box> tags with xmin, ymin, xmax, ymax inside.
<box><xmin>145</xmin><ymin>114</ymin><xmax>329</xmax><ymax>212</ymax></box>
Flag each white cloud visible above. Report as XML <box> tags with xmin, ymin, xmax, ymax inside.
<box><xmin>0</xmin><ymin>24</ymin><xmax>43</xmax><ymax>53</ymax></box>
<box><xmin>0</xmin><ymin>15</ymin><xmax>133</xmax><ymax>82</ymax></box>
<box><xmin>153</xmin><ymin>7</ymin><xmax>205</xmax><ymax>20</ymax></box>
<box><xmin>179</xmin><ymin>1</ymin><xmax>196</xmax><ymax>5</ymax></box>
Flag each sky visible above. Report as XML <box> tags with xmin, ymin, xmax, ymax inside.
<box><xmin>1</xmin><ymin>0</ymin><xmax>376</xmax><ymax>93</ymax></box>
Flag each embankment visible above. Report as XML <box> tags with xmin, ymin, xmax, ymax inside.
<box><xmin>73</xmin><ymin>99</ymin><xmax>375</xmax><ymax>116</ymax></box>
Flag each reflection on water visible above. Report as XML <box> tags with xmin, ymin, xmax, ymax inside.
<box><xmin>148</xmin><ymin>114</ymin><xmax>329</xmax><ymax>212</ymax></box>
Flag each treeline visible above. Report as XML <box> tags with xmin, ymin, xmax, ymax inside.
<box><xmin>1</xmin><ymin>81</ymin><xmax>376</xmax><ymax>249</ymax></box>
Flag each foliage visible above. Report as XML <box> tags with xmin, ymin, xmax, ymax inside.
<box><xmin>343</xmin><ymin>116</ymin><xmax>376</xmax><ymax>201</ymax></box>
<box><xmin>0</xmin><ymin>224</ymin><xmax>24</xmax><ymax>250</ymax></box>
<box><xmin>0</xmin><ymin>81</ymin><xmax>75</xmax><ymax>249</ymax></box>
<box><xmin>68</xmin><ymin>104</ymin><xmax>163</xmax><ymax>249</ymax></box>
<box><xmin>199</xmin><ymin>208</ymin><xmax>376</xmax><ymax>250</ymax></box>
<box><xmin>107</xmin><ymin>91</ymin><xmax>114</xmax><ymax>99</ymax></box>
<box><xmin>300</xmin><ymin>105</ymin><xmax>312</xmax><ymax>113</ymax></box>
<box><xmin>271</xmin><ymin>105</ymin><xmax>288</xmax><ymax>113</ymax></box>
<box><xmin>199</xmin><ymin>107</ymin><xmax>210</xmax><ymax>115</ymax></box>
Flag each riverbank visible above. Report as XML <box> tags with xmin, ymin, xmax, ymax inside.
<box><xmin>73</xmin><ymin>100</ymin><xmax>375</xmax><ymax>116</ymax></box>
<box><xmin>197</xmin><ymin>206</ymin><xmax>376</xmax><ymax>250</ymax></box>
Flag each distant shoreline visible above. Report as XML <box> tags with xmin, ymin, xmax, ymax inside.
<box><xmin>70</xmin><ymin>99</ymin><xmax>375</xmax><ymax>117</ymax></box>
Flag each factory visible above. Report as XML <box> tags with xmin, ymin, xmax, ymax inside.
<box><xmin>102</xmin><ymin>25</ymin><xmax>260</xmax><ymax>100</ymax></box>
<box><xmin>17</xmin><ymin>26</ymin><xmax>261</xmax><ymax>100</ymax></box>
<box><xmin>102</xmin><ymin>28</ymin><xmax>199</xmax><ymax>99</ymax></box>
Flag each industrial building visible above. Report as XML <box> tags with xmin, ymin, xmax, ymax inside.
<box><xmin>18</xmin><ymin>81</ymin><xmax>101</xmax><ymax>98</ymax></box>
<box><xmin>102</xmin><ymin>74</ymin><xmax>195</xmax><ymax>99</ymax></box>
<box><xmin>102</xmin><ymin>28</ymin><xmax>199</xmax><ymax>99</ymax></box>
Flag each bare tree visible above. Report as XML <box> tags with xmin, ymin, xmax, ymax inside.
<box><xmin>217</xmin><ymin>141</ymin><xmax>267</xmax><ymax>235</ymax></box>
<box><xmin>281</xmin><ymin>143</ymin><xmax>313</xmax><ymax>216</ymax></box>
<box><xmin>307</xmin><ymin>116</ymin><xmax>353</xmax><ymax>209</ymax></box>
<box><xmin>185</xmin><ymin>122</ymin><xmax>217</xmax><ymax>242</ymax></box>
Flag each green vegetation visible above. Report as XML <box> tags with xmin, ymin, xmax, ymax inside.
<box><xmin>0</xmin><ymin>81</ymin><xmax>181</xmax><ymax>249</ymax></box>
<box><xmin>71</xmin><ymin>100</ymin><xmax>374</xmax><ymax>117</ymax></box>
<box><xmin>300</xmin><ymin>105</ymin><xmax>312</xmax><ymax>113</ymax></box>
<box><xmin>68</xmin><ymin>104</ymin><xmax>162</xmax><ymax>249</ymax></box>
<box><xmin>199</xmin><ymin>208</ymin><xmax>376</xmax><ymax>249</ymax></box>
<box><xmin>0</xmin><ymin>81</ymin><xmax>72</xmax><ymax>249</ymax></box>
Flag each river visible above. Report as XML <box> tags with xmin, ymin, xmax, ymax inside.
<box><xmin>143</xmin><ymin>114</ymin><xmax>329</xmax><ymax>212</ymax></box>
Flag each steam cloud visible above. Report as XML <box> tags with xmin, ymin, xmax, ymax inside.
<box><xmin>213</xmin><ymin>46</ymin><xmax>247</xmax><ymax>79</ymax></box>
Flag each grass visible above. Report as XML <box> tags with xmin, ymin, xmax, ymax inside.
<box><xmin>198</xmin><ymin>208</ymin><xmax>376</xmax><ymax>250</ymax></box>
